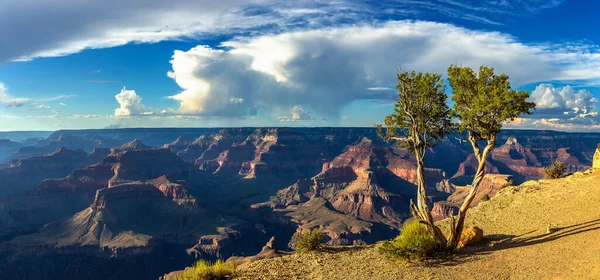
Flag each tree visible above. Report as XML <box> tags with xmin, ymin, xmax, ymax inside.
<box><xmin>446</xmin><ymin>65</ymin><xmax>535</xmax><ymax>250</ymax></box>
<box><xmin>377</xmin><ymin>70</ymin><xmax>452</xmax><ymax>247</ymax></box>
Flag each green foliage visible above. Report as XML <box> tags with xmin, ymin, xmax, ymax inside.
<box><xmin>544</xmin><ymin>160</ymin><xmax>567</xmax><ymax>179</ymax></box>
<box><xmin>176</xmin><ymin>259</ymin><xmax>237</xmax><ymax>280</ymax></box>
<box><xmin>376</xmin><ymin>70</ymin><xmax>452</xmax><ymax>152</ymax></box>
<box><xmin>378</xmin><ymin>221</ymin><xmax>436</xmax><ymax>261</ymax></box>
<box><xmin>293</xmin><ymin>229</ymin><xmax>324</xmax><ymax>253</ymax></box>
<box><xmin>448</xmin><ymin>65</ymin><xmax>535</xmax><ymax>141</ymax></box>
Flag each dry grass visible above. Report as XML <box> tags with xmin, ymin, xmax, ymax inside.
<box><xmin>378</xmin><ymin>220</ymin><xmax>436</xmax><ymax>261</ymax></box>
<box><xmin>176</xmin><ymin>260</ymin><xmax>237</xmax><ymax>280</ymax></box>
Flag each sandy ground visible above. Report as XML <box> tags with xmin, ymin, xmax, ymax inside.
<box><xmin>238</xmin><ymin>169</ymin><xmax>600</xmax><ymax>279</ymax></box>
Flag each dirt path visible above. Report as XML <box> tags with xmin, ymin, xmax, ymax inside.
<box><xmin>238</xmin><ymin>169</ymin><xmax>600</xmax><ymax>279</ymax></box>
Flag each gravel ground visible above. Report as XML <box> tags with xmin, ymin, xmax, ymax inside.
<box><xmin>238</xmin><ymin>169</ymin><xmax>600</xmax><ymax>279</ymax></box>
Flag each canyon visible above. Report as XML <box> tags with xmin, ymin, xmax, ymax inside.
<box><xmin>0</xmin><ymin>128</ymin><xmax>597</xmax><ymax>280</ymax></box>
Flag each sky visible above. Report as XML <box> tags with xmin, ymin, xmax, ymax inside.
<box><xmin>1</xmin><ymin>0</ymin><xmax>600</xmax><ymax>131</ymax></box>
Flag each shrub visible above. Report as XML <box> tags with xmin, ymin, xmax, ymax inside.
<box><xmin>481</xmin><ymin>193</ymin><xmax>490</xmax><ymax>201</ymax></box>
<box><xmin>544</xmin><ymin>160</ymin><xmax>567</xmax><ymax>179</ymax></box>
<box><xmin>378</xmin><ymin>220</ymin><xmax>436</xmax><ymax>261</ymax></box>
<box><xmin>176</xmin><ymin>259</ymin><xmax>237</xmax><ymax>280</ymax></box>
<box><xmin>293</xmin><ymin>228</ymin><xmax>324</xmax><ymax>253</ymax></box>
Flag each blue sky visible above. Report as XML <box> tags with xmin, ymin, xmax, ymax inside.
<box><xmin>0</xmin><ymin>0</ymin><xmax>599</xmax><ymax>131</ymax></box>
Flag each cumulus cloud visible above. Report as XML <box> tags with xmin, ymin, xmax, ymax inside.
<box><xmin>529</xmin><ymin>84</ymin><xmax>597</xmax><ymax>117</ymax></box>
<box><xmin>162</xmin><ymin>21</ymin><xmax>600</xmax><ymax>121</ymax></box>
<box><xmin>502</xmin><ymin>83</ymin><xmax>600</xmax><ymax>131</ymax></box>
<box><xmin>114</xmin><ymin>88</ymin><xmax>153</xmax><ymax>116</ymax></box>
<box><xmin>34</xmin><ymin>104</ymin><xmax>50</xmax><ymax>109</ymax></box>
<box><xmin>166</xmin><ymin>46</ymin><xmax>266</xmax><ymax>117</ymax></box>
<box><xmin>279</xmin><ymin>105</ymin><xmax>313</xmax><ymax>122</ymax></box>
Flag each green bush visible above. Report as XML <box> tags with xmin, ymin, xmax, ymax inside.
<box><xmin>293</xmin><ymin>228</ymin><xmax>324</xmax><ymax>253</ymax></box>
<box><xmin>544</xmin><ymin>160</ymin><xmax>567</xmax><ymax>179</ymax></box>
<box><xmin>176</xmin><ymin>259</ymin><xmax>237</xmax><ymax>280</ymax></box>
<box><xmin>379</xmin><ymin>220</ymin><xmax>436</xmax><ymax>261</ymax></box>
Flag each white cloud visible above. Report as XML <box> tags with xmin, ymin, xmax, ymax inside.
<box><xmin>69</xmin><ymin>114</ymin><xmax>104</xmax><ymax>119</ymax></box>
<box><xmin>0</xmin><ymin>1</ymin><xmax>365</xmax><ymax>63</ymax></box>
<box><xmin>279</xmin><ymin>105</ymin><xmax>312</xmax><ymax>122</ymax></box>
<box><xmin>504</xmin><ymin>84</ymin><xmax>600</xmax><ymax>131</ymax></box>
<box><xmin>366</xmin><ymin>87</ymin><xmax>394</xmax><ymax>91</ymax></box>
<box><xmin>162</xmin><ymin>21</ymin><xmax>600</xmax><ymax>120</ymax></box>
<box><xmin>114</xmin><ymin>88</ymin><xmax>152</xmax><ymax>116</ymax></box>
<box><xmin>504</xmin><ymin>117</ymin><xmax>533</xmax><ymax>128</ymax></box>
<box><xmin>529</xmin><ymin>84</ymin><xmax>597</xmax><ymax>115</ymax></box>
<box><xmin>0</xmin><ymin>1</ymin><xmax>567</xmax><ymax>63</ymax></box>
<box><xmin>0</xmin><ymin>83</ymin><xmax>74</xmax><ymax>109</ymax></box>
<box><xmin>0</xmin><ymin>83</ymin><xmax>30</xmax><ymax>107</ymax></box>
<box><xmin>28</xmin><ymin>115</ymin><xmax>61</xmax><ymax>119</ymax></box>
<box><xmin>59</xmin><ymin>103</ymin><xmax>66</xmax><ymax>106</ymax></box>
<box><xmin>532</xmin><ymin>118</ymin><xmax>600</xmax><ymax>131</ymax></box>
<box><xmin>229</xmin><ymin>97</ymin><xmax>245</xmax><ymax>104</ymax></box>
<box><xmin>42</xmin><ymin>95</ymin><xmax>74</xmax><ymax>102</ymax></box>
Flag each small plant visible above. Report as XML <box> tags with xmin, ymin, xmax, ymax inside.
<box><xmin>481</xmin><ymin>193</ymin><xmax>490</xmax><ymax>201</ymax></box>
<box><xmin>378</xmin><ymin>220</ymin><xmax>436</xmax><ymax>262</ymax></box>
<box><xmin>544</xmin><ymin>160</ymin><xmax>567</xmax><ymax>179</ymax></box>
<box><xmin>293</xmin><ymin>228</ymin><xmax>324</xmax><ymax>253</ymax></box>
<box><xmin>176</xmin><ymin>259</ymin><xmax>237</xmax><ymax>280</ymax></box>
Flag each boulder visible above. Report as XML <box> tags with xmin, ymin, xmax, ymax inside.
<box><xmin>458</xmin><ymin>226</ymin><xmax>484</xmax><ymax>248</ymax></box>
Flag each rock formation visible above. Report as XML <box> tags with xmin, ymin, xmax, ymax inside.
<box><xmin>0</xmin><ymin>147</ymin><xmax>87</xmax><ymax>197</ymax></box>
<box><xmin>254</xmin><ymin>138</ymin><xmax>426</xmax><ymax>245</ymax></box>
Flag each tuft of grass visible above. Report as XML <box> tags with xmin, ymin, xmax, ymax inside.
<box><xmin>176</xmin><ymin>259</ymin><xmax>237</xmax><ymax>280</ymax></box>
<box><xmin>378</xmin><ymin>220</ymin><xmax>436</xmax><ymax>262</ymax></box>
<box><xmin>293</xmin><ymin>228</ymin><xmax>324</xmax><ymax>253</ymax></box>
<box><xmin>544</xmin><ymin>160</ymin><xmax>567</xmax><ymax>179</ymax></box>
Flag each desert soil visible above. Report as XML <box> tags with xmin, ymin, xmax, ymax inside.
<box><xmin>238</xmin><ymin>169</ymin><xmax>600</xmax><ymax>279</ymax></box>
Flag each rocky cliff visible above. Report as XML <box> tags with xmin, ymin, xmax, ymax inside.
<box><xmin>0</xmin><ymin>147</ymin><xmax>87</xmax><ymax>197</ymax></box>
<box><xmin>254</xmin><ymin>138</ymin><xmax>425</xmax><ymax>245</ymax></box>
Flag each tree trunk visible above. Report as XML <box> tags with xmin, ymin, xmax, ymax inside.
<box><xmin>410</xmin><ymin>152</ymin><xmax>447</xmax><ymax>246</ymax></box>
<box><xmin>447</xmin><ymin>138</ymin><xmax>496</xmax><ymax>250</ymax></box>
